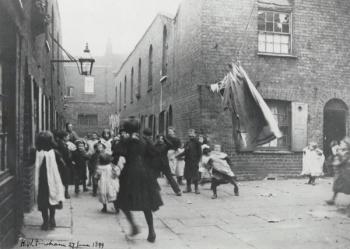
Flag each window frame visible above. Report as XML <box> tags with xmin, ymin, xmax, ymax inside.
<box><xmin>78</xmin><ymin>114</ymin><xmax>98</xmax><ymax>127</ymax></box>
<box><xmin>257</xmin><ymin>9</ymin><xmax>293</xmax><ymax>55</ymax></box>
<box><xmin>0</xmin><ymin>63</ymin><xmax>8</xmax><ymax>174</ymax></box>
<box><xmin>257</xmin><ymin>100</ymin><xmax>291</xmax><ymax>151</ymax></box>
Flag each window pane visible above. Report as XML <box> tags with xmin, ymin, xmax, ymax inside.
<box><xmin>273</xmin><ymin>42</ymin><xmax>281</xmax><ymax>53</ymax></box>
<box><xmin>274</xmin><ymin>13</ymin><xmax>281</xmax><ymax>23</ymax></box>
<box><xmin>266</xmin><ymin>43</ymin><xmax>274</xmax><ymax>53</ymax></box>
<box><xmin>282</xmin><ymin>23</ymin><xmax>289</xmax><ymax>33</ymax></box>
<box><xmin>281</xmin><ymin>35</ymin><xmax>290</xmax><ymax>44</ymax></box>
<box><xmin>266</xmin><ymin>22</ymin><xmax>273</xmax><ymax>31</ymax></box>
<box><xmin>281</xmin><ymin>43</ymin><xmax>289</xmax><ymax>54</ymax></box>
<box><xmin>266</xmin><ymin>12</ymin><xmax>273</xmax><ymax>22</ymax></box>
<box><xmin>258</xmin><ymin>33</ymin><xmax>266</xmax><ymax>42</ymax></box>
<box><xmin>274</xmin><ymin>22</ymin><xmax>282</xmax><ymax>32</ymax></box>
<box><xmin>280</xmin><ymin>13</ymin><xmax>289</xmax><ymax>24</ymax></box>
<box><xmin>258</xmin><ymin>11</ymin><xmax>265</xmax><ymax>31</ymax></box>
<box><xmin>266</xmin><ymin>34</ymin><xmax>274</xmax><ymax>42</ymax></box>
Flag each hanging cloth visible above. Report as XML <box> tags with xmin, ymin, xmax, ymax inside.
<box><xmin>211</xmin><ymin>63</ymin><xmax>282</xmax><ymax>150</ymax></box>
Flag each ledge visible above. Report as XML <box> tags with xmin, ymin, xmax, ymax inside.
<box><xmin>257</xmin><ymin>52</ymin><xmax>298</xmax><ymax>59</ymax></box>
<box><xmin>253</xmin><ymin>150</ymin><xmax>296</xmax><ymax>154</ymax></box>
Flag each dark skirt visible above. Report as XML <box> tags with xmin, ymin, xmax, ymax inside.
<box><xmin>184</xmin><ymin>161</ymin><xmax>200</xmax><ymax>181</ymax></box>
<box><xmin>73</xmin><ymin>163</ymin><xmax>87</xmax><ymax>184</ymax></box>
<box><xmin>37</xmin><ymin>158</ymin><xmax>63</xmax><ymax>211</ymax></box>
<box><xmin>333</xmin><ymin>165</ymin><xmax>350</xmax><ymax>195</ymax></box>
<box><xmin>117</xmin><ymin>157</ymin><xmax>163</xmax><ymax>212</ymax></box>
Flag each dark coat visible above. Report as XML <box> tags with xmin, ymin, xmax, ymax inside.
<box><xmin>117</xmin><ymin>137</ymin><xmax>163</xmax><ymax>211</ymax></box>
<box><xmin>56</xmin><ymin>140</ymin><xmax>72</xmax><ymax>185</ymax></box>
<box><xmin>165</xmin><ymin>136</ymin><xmax>181</xmax><ymax>150</ymax></box>
<box><xmin>153</xmin><ymin>140</ymin><xmax>172</xmax><ymax>177</ymax></box>
<box><xmin>72</xmin><ymin>150</ymin><xmax>89</xmax><ymax>183</ymax></box>
<box><xmin>178</xmin><ymin>138</ymin><xmax>202</xmax><ymax>180</ymax></box>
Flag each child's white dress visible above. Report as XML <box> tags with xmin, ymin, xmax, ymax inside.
<box><xmin>95</xmin><ymin>163</ymin><xmax>121</xmax><ymax>204</ymax></box>
<box><xmin>301</xmin><ymin>147</ymin><xmax>325</xmax><ymax>177</ymax></box>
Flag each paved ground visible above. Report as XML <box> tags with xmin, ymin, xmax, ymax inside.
<box><xmin>14</xmin><ymin>177</ymin><xmax>350</xmax><ymax>249</ymax></box>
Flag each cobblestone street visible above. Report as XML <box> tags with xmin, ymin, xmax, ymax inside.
<box><xmin>15</xmin><ymin>178</ymin><xmax>350</xmax><ymax>249</ymax></box>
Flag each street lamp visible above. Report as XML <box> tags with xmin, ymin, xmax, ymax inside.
<box><xmin>78</xmin><ymin>43</ymin><xmax>95</xmax><ymax>76</ymax></box>
<box><xmin>50</xmin><ymin>38</ymin><xmax>95</xmax><ymax>76</ymax></box>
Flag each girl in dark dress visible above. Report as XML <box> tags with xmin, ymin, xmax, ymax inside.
<box><xmin>34</xmin><ymin>131</ymin><xmax>65</xmax><ymax>231</ymax></box>
<box><xmin>55</xmin><ymin>131</ymin><xmax>72</xmax><ymax>199</ymax></box>
<box><xmin>116</xmin><ymin>120</ymin><xmax>163</xmax><ymax>243</ymax></box>
<box><xmin>72</xmin><ymin>140</ymin><xmax>90</xmax><ymax>194</ymax></box>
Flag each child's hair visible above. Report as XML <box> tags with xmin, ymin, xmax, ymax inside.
<box><xmin>203</xmin><ymin>147</ymin><xmax>211</xmax><ymax>155</ymax></box>
<box><xmin>56</xmin><ymin>130</ymin><xmax>69</xmax><ymax>140</ymax></box>
<box><xmin>94</xmin><ymin>141</ymin><xmax>106</xmax><ymax>150</ymax></box>
<box><xmin>330</xmin><ymin>140</ymin><xmax>339</xmax><ymax>147</ymax></box>
<box><xmin>98</xmin><ymin>153</ymin><xmax>111</xmax><ymax>165</ymax></box>
<box><xmin>36</xmin><ymin>131</ymin><xmax>56</xmax><ymax>151</ymax></box>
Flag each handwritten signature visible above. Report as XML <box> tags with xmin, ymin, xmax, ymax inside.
<box><xmin>19</xmin><ymin>238</ymin><xmax>104</xmax><ymax>249</ymax></box>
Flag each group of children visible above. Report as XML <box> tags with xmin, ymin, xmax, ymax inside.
<box><xmin>34</xmin><ymin>128</ymin><xmax>126</xmax><ymax>230</ymax></box>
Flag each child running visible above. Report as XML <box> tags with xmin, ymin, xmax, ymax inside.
<box><xmin>202</xmin><ymin>145</ymin><xmax>239</xmax><ymax>199</ymax></box>
<box><xmin>95</xmin><ymin>153</ymin><xmax>123</xmax><ymax>213</ymax></box>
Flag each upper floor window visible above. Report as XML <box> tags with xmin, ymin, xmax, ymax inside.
<box><xmin>84</xmin><ymin>76</ymin><xmax>94</xmax><ymax>94</ymax></box>
<box><xmin>137</xmin><ymin>58</ymin><xmax>141</xmax><ymax>99</ymax></box>
<box><xmin>67</xmin><ymin>86</ymin><xmax>74</xmax><ymax>97</ymax></box>
<box><xmin>130</xmin><ymin>67</ymin><xmax>134</xmax><ymax>103</ymax></box>
<box><xmin>258</xmin><ymin>11</ymin><xmax>291</xmax><ymax>54</ymax></box>
<box><xmin>148</xmin><ymin>45</ymin><xmax>153</xmax><ymax>90</ymax></box>
<box><xmin>124</xmin><ymin>76</ymin><xmax>127</xmax><ymax>108</ymax></box>
<box><xmin>119</xmin><ymin>81</ymin><xmax>122</xmax><ymax>111</ymax></box>
<box><xmin>78</xmin><ymin>114</ymin><xmax>98</xmax><ymax>126</ymax></box>
<box><xmin>162</xmin><ymin>26</ymin><xmax>168</xmax><ymax>76</ymax></box>
<box><xmin>261</xmin><ymin>100</ymin><xmax>291</xmax><ymax>149</ymax></box>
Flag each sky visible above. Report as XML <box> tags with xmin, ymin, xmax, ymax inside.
<box><xmin>59</xmin><ymin>0</ymin><xmax>182</xmax><ymax>57</ymax></box>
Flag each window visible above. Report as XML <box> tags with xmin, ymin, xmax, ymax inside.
<box><xmin>148</xmin><ymin>45</ymin><xmax>153</xmax><ymax>90</ymax></box>
<box><xmin>258</xmin><ymin>11</ymin><xmax>291</xmax><ymax>54</ymax></box>
<box><xmin>162</xmin><ymin>26</ymin><xmax>168</xmax><ymax>76</ymax></box>
<box><xmin>137</xmin><ymin>58</ymin><xmax>141</xmax><ymax>99</ymax></box>
<box><xmin>78</xmin><ymin>114</ymin><xmax>98</xmax><ymax>126</ymax></box>
<box><xmin>119</xmin><ymin>81</ymin><xmax>122</xmax><ymax>111</ymax></box>
<box><xmin>261</xmin><ymin>100</ymin><xmax>291</xmax><ymax>149</ymax></box>
<box><xmin>84</xmin><ymin>76</ymin><xmax>94</xmax><ymax>94</ymax></box>
<box><xmin>0</xmin><ymin>64</ymin><xmax>8</xmax><ymax>173</ymax></box>
<box><xmin>130</xmin><ymin>67</ymin><xmax>134</xmax><ymax>103</ymax></box>
<box><xmin>124</xmin><ymin>76</ymin><xmax>127</xmax><ymax>108</ymax></box>
<box><xmin>67</xmin><ymin>86</ymin><xmax>74</xmax><ymax>97</ymax></box>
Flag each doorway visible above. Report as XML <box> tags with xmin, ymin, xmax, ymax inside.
<box><xmin>323</xmin><ymin>99</ymin><xmax>348</xmax><ymax>158</ymax></box>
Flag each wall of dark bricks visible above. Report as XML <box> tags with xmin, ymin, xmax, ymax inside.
<box><xmin>0</xmin><ymin>0</ymin><xmax>66</xmax><ymax>247</ymax></box>
<box><xmin>115</xmin><ymin>0</ymin><xmax>350</xmax><ymax>179</ymax></box>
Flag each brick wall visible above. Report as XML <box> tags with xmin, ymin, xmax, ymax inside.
<box><xmin>0</xmin><ymin>0</ymin><xmax>66</xmax><ymax>247</ymax></box>
<box><xmin>64</xmin><ymin>52</ymin><xmax>123</xmax><ymax>137</ymax></box>
<box><xmin>114</xmin><ymin>0</ymin><xmax>350</xmax><ymax>179</ymax></box>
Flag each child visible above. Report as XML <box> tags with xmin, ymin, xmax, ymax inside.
<box><xmin>55</xmin><ymin>131</ymin><xmax>72</xmax><ymax>199</ymax></box>
<box><xmin>301</xmin><ymin>142</ymin><xmax>325</xmax><ymax>185</ymax></box>
<box><xmin>72</xmin><ymin>140</ymin><xmax>90</xmax><ymax>194</ymax></box>
<box><xmin>89</xmin><ymin>142</ymin><xmax>106</xmax><ymax>196</ymax></box>
<box><xmin>199</xmin><ymin>144</ymin><xmax>212</xmax><ymax>185</ymax></box>
<box><xmin>202</xmin><ymin>145</ymin><xmax>239</xmax><ymax>199</ymax></box>
<box><xmin>34</xmin><ymin>131</ymin><xmax>65</xmax><ymax>230</ymax></box>
<box><xmin>100</xmin><ymin>129</ymin><xmax>113</xmax><ymax>156</ymax></box>
<box><xmin>94</xmin><ymin>153</ymin><xmax>123</xmax><ymax>213</ymax></box>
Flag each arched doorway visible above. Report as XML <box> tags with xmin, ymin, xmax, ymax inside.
<box><xmin>323</xmin><ymin>99</ymin><xmax>348</xmax><ymax>157</ymax></box>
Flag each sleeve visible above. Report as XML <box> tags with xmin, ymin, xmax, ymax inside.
<box><xmin>55</xmin><ymin>150</ymin><xmax>66</xmax><ymax>169</ymax></box>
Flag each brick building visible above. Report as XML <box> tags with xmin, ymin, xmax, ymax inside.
<box><xmin>0</xmin><ymin>0</ymin><xmax>66</xmax><ymax>247</ymax></box>
<box><xmin>114</xmin><ymin>0</ymin><xmax>350</xmax><ymax>179</ymax></box>
<box><xmin>64</xmin><ymin>43</ymin><xmax>124</xmax><ymax>137</ymax></box>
